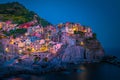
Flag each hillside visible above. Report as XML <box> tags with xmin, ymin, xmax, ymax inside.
<box><xmin>0</xmin><ymin>2</ymin><xmax>51</xmax><ymax>26</ymax></box>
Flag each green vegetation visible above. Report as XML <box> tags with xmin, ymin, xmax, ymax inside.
<box><xmin>93</xmin><ymin>33</ymin><xmax>97</xmax><ymax>39</ymax></box>
<box><xmin>74</xmin><ymin>31</ymin><xmax>84</xmax><ymax>34</ymax></box>
<box><xmin>43</xmin><ymin>57</ymin><xmax>48</xmax><ymax>62</ymax></box>
<box><xmin>38</xmin><ymin>17</ymin><xmax>52</xmax><ymax>27</ymax></box>
<box><xmin>34</xmin><ymin>56</ymin><xmax>40</xmax><ymax>62</ymax></box>
<box><xmin>27</xmin><ymin>48</ymin><xmax>32</xmax><ymax>52</ymax></box>
<box><xmin>0</xmin><ymin>2</ymin><xmax>51</xmax><ymax>26</ymax></box>
<box><xmin>74</xmin><ymin>31</ymin><xmax>84</xmax><ymax>37</ymax></box>
<box><xmin>3</xmin><ymin>28</ymin><xmax>27</xmax><ymax>37</ymax></box>
<box><xmin>86</xmin><ymin>33</ymin><xmax>97</xmax><ymax>41</ymax></box>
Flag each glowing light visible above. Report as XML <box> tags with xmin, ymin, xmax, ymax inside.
<box><xmin>25</xmin><ymin>33</ymin><xmax>29</xmax><ymax>36</ymax></box>
<box><xmin>0</xmin><ymin>23</ymin><xmax>2</xmax><ymax>29</ymax></box>
<box><xmin>80</xmin><ymin>41</ymin><xmax>84</xmax><ymax>46</ymax></box>
<box><xmin>18</xmin><ymin>49</ymin><xmax>23</xmax><ymax>54</ymax></box>
<box><xmin>73</xmin><ymin>28</ymin><xmax>76</xmax><ymax>31</ymax></box>
<box><xmin>73</xmin><ymin>25</ymin><xmax>78</xmax><ymax>31</ymax></box>
<box><xmin>9</xmin><ymin>39</ymin><xmax>14</xmax><ymax>44</ymax></box>
<box><xmin>5</xmin><ymin>47</ymin><xmax>9</xmax><ymax>52</ymax></box>
<box><xmin>40</xmin><ymin>45</ymin><xmax>48</xmax><ymax>52</ymax></box>
<box><xmin>31</xmin><ymin>48</ymin><xmax>35</xmax><ymax>52</ymax></box>
<box><xmin>0</xmin><ymin>35</ymin><xmax>7</xmax><ymax>39</ymax></box>
<box><xmin>83</xmin><ymin>30</ymin><xmax>87</xmax><ymax>33</ymax></box>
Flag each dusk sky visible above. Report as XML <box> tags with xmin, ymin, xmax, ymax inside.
<box><xmin>0</xmin><ymin>0</ymin><xmax>120</xmax><ymax>54</ymax></box>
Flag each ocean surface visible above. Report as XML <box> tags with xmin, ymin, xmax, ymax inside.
<box><xmin>3</xmin><ymin>63</ymin><xmax>120</xmax><ymax>80</ymax></box>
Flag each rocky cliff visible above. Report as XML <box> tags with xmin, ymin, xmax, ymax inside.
<box><xmin>57</xmin><ymin>44</ymin><xmax>104</xmax><ymax>63</ymax></box>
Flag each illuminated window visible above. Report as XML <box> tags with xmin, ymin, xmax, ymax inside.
<box><xmin>5</xmin><ymin>47</ymin><xmax>9</xmax><ymax>52</ymax></box>
<box><xmin>80</xmin><ymin>41</ymin><xmax>84</xmax><ymax>46</ymax></box>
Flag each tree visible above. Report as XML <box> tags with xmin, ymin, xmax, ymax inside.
<box><xmin>0</xmin><ymin>2</ymin><xmax>52</xmax><ymax>26</ymax></box>
<box><xmin>3</xmin><ymin>28</ymin><xmax>27</xmax><ymax>37</ymax></box>
<box><xmin>93</xmin><ymin>33</ymin><xmax>97</xmax><ymax>39</ymax></box>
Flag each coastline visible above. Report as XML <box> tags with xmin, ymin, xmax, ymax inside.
<box><xmin>1</xmin><ymin>54</ymin><xmax>120</xmax><ymax>78</ymax></box>
<box><xmin>0</xmin><ymin>61</ymin><xmax>98</xmax><ymax>78</ymax></box>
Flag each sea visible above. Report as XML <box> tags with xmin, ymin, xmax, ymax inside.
<box><xmin>2</xmin><ymin>49</ymin><xmax>120</xmax><ymax>80</ymax></box>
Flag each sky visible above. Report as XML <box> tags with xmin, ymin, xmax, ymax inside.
<box><xmin>0</xmin><ymin>0</ymin><xmax>120</xmax><ymax>55</ymax></box>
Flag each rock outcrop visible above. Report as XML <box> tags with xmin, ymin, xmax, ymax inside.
<box><xmin>61</xmin><ymin>45</ymin><xmax>104</xmax><ymax>63</ymax></box>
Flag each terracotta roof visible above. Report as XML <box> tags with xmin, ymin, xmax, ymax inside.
<box><xmin>19</xmin><ymin>22</ymin><xmax>34</xmax><ymax>28</ymax></box>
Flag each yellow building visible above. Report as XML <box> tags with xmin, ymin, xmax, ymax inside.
<box><xmin>0</xmin><ymin>22</ymin><xmax>3</xmax><ymax>29</ymax></box>
<box><xmin>39</xmin><ymin>44</ymin><xmax>48</xmax><ymax>52</ymax></box>
<box><xmin>31</xmin><ymin>47</ymin><xmax>35</xmax><ymax>53</ymax></box>
<box><xmin>73</xmin><ymin>25</ymin><xmax>78</xmax><ymax>32</ymax></box>
<box><xmin>9</xmin><ymin>39</ymin><xmax>15</xmax><ymax>44</ymax></box>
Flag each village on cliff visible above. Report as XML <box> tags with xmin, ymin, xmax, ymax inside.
<box><xmin>0</xmin><ymin>15</ymin><xmax>104</xmax><ymax>66</ymax></box>
<box><xmin>0</xmin><ymin>16</ymin><xmax>93</xmax><ymax>53</ymax></box>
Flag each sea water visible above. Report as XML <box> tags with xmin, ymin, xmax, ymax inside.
<box><xmin>3</xmin><ymin>63</ymin><xmax>120</xmax><ymax>80</ymax></box>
